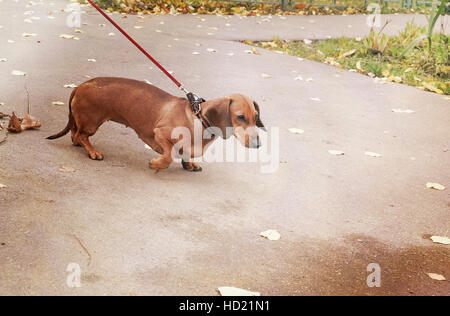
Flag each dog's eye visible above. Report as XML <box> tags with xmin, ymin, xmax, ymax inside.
<box><xmin>237</xmin><ymin>115</ymin><xmax>247</xmax><ymax>123</ymax></box>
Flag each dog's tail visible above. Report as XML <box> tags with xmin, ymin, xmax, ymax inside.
<box><xmin>46</xmin><ymin>89</ymin><xmax>76</xmax><ymax>140</ymax></box>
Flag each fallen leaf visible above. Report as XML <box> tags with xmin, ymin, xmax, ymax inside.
<box><xmin>7</xmin><ymin>112</ymin><xmax>22</xmax><ymax>133</ymax></box>
<box><xmin>245</xmin><ymin>48</ymin><xmax>261</xmax><ymax>55</ymax></box>
<box><xmin>192</xmin><ymin>52</ymin><xmax>200</xmax><ymax>55</ymax></box>
<box><xmin>52</xmin><ymin>101</ymin><xmax>65</xmax><ymax>106</ymax></box>
<box><xmin>303</xmin><ymin>39</ymin><xmax>312</xmax><ymax>45</ymax></box>
<box><xmin>261</xmin><ymin>74</ymin><xmax>272</xmax><ymax>79</ymax></box>
<box><xmin>294</xmin><ymin>76</ymin><xmax>303</xmax><ymax>81</ymax></box>
<box><xmin>206</xmin><ymin>48</ymin><xmax>217</xmax><ymax>53</ymax></box>
<box><xmin>0</xmin><ymin>58</ymin><xmax>7</xmax><ymax>62</ymax></box>
<box><xmin>22</xmin><ymin>33</ymin><xmax>37</xmax><ymax>37</ymax></box>
<box><xmin>310</xmin><ymin>97</ymin><xmax>321</xmax><ymax>102</ymax></box>
<box><xmin>59</xmin><ymin>34</ymin><xmax>76</xmax><ymax>40</ymax></box>
<box><xmin>0</xmin><ymin>183</ymin><xmax>7</xmax><ymax>188</ymax></box>
<box><xmin>392</xmin><ymin>109</ymin><xmax>415</xmax><ymax>113</ymax></box>
<box><xmin>218</xmin><ymin>287</ymin><xmax>260</xmax><ymax>297</ymax></box>
<box><xmin>12</xmin><ymin>70</ymin><xmax>27</xmax><ymax>76</ymax></box>
<box><xmin>426</xmin><ymin>183</ymin><xmax>446</xmax><ymax>190</ymax></box>
<box><xmin>340</xmin><ymin>49</ymin><xmax>356</xmax><ymax>58</ymax></box>
<box><xmin>427</xmin><ymin>273</ymin><xmax>446</xmax><ymax>281</ymax></box>
<box><xmin>87</xmin><ymin>59</ymin><xmax>96</xmax><ymax>63</ymax></box>
<box><xmin>365</xmin><ymin>151</ymin><xmax>382</xmax><ymax>158</ymax></box>
<box><xmin>21</xmin><ymin>113</ymin><xmax>41</xmax><ymax>130</ymax></box>
<box><xmin>288</xmin><ymin>128</ymin><xmax>304</xmax><ymax>134</ymax></box>
<box><xmin>63</xmin><ymin>84</ymin><xmax>77</xmax><ymax>89</ymax></box>
<box><xmin>59</xmin><ymin>166</ymin><xmax>75</xmax><ymax>173</ymax></box>
<box><xmin>328</xmin><ymin>150</ymin><xmax>344</xmax><ymax>156</ymax></box>
<box><xmin>260</xmin><ymin>229</ymin><xmax>281</xmax><ymax>241</ymax></box>
<box><xmin>430</xmin><ymin>236</ymin><xmax>450</xmax><ymax>245</ymax></box>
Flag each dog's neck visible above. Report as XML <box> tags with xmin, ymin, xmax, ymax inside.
<box><xmin>201</xmin><ymin>99</ymin><xmax>233</xmax><ymax>139</ymax></box>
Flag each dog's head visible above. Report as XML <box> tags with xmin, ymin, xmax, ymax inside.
<box><xmin>205</xmin><ymin>94</ymin><xmax>266</xmax><ymax>148</ymax></box>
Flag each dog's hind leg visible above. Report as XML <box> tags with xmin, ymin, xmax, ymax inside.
<box><xmin>77</xmin><ymin>133</ymin><xmax>104</xmax><ymax>161</ymax></box>
<box><xmin>71</xmin><ymin>124</ymin><xmax>80</xmax><ymax>146</ymax></box>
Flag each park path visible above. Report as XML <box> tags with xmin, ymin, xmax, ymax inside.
<box><xmin>0</xmin><ymin>0</ymin><xmax>449</xmax><ymax>295</ymax></box>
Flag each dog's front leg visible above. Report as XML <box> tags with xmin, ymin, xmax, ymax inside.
<box><xmin>149</xmin><ymin>127</ymin><xmax>174</xmax><ymax>171</ymax></box>
<box><xmin>181</xmin><ymin>160</ymin><xmax>202</xmax><ymax>172</ymax></box>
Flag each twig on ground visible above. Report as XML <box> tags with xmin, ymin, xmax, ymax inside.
<box><xmin>72</xmin><ymin>234</ymin><xmax>92</xmax><ymax>266</ymax></box>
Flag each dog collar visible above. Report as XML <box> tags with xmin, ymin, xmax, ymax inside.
<box><xmin>187</xmin><ymin>92</ymin><xmax>215</xmax><ymax>137</ymax></box>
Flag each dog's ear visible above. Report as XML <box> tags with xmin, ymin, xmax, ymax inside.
<box><xmin>204</xmin><ymin>97</ymin><xmax>233</xmax><ymax>138</ymax></box>
<box><xmin>253</xmin><ymin>101</ymin><xmax>267</xmax><ymax>132</ymax></box>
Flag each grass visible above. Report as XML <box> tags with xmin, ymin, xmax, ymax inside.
<box><xmin>82</xmin><ymin>0</ymin><xmax>436</xmax><ymax>15</ymax></box>
<box><xmin>250</xmin><ymin>22</ymin><xmax>450</xmax><ymax>94</ymax></box>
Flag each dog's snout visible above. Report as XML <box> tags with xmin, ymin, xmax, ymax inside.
<box><xmin>250</xmin><ymin>135</ymin><xmax>261</xmax><ymax>149</ymax></box>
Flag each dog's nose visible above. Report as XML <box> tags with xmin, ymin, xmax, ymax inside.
<box><xmin>250</xmin><ymin>136</ymin><xmax>261</xmax><ymax>149</ymax></box>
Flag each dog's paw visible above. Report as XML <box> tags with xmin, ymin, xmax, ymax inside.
<box><xmin>149</xmin><ymin>158</ymin><xmax>169</xmax><ymax>171</ymax></box>
<box><xmin>182</xmin><ymin>161</ymin><xmax>203</xmax><ymax>172</ymax></box>
<box><xmin>88</xmin><ymin>150</ymin><xmax>104</xmax><ymax>161</ymax></box>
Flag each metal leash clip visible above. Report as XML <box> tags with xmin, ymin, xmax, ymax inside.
<box><xmin>186</xmin><ymin>92</ymin><xmax>206</xmax><ymax>115</ymax></box>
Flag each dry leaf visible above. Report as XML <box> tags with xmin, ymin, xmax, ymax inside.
<box><xmin>430</xmin><ymin>236</ymin><xmax>450</xmax><ymax>245</ymax></box>
<box><xmin>0</xmin><ymin>58</ymin><xmax>7</xmax><ymax>62</ymax></box>
<box><xmin>87</xmin><ymin>59</ymin><xmax>96</xmax><ymax>63</ymax></box>
<box><xmin>392</xmin><ymin>109</ymin><xmax>415</xmax><ymax>113</ymax></box>
<box><xmin>21</xmin><ymin>113</ymin><xmax>41</xmax><ymax>130</ymax></box>
<box><xmin>59</xmin><ymin>166</ymin><xmax>75</xmax><ymax>173</ymax></box>
<box><xmin>310</xmin><ymin>97</ymin><xmax>321</xmax><ymax>102</ymax></box>
<box><xmin>260</xmin><ymin>229</ymin><xmax>281</xmax><ymax>241</ymax></box>
<box><xmin>426</xmin><ymin>183</ymin><xmax>446</xmax><ymax>190</ymax></box>
<box><xmin>59</xmin><ymin>34</ymin><xmax>76</xmax><ymax>39</ymax></box>
<box><xmin>63</xmin><ymin>84</ymin><xmax>77</xmax><ymax>88</ymax></box>
<box><xmin>340</xmin><ymin>49</ymin><xmax>356</xmax><ymax>58</ymax></box>
<box><xmin>7</xmin><ymin>112</ymin><xmax>22</xmax><ymax>133</ymax></box>
<box><xmin>427</xmin><ymin>273</ymin><xmax>446</xmax><ymax>281</ymax></box>
<box><xmin>303</xmin><ymin>39</ymin><xmax>312</xmax><ymax>45</ymax></box>
<box><xmin>22</xmin><ymin>33</ymin><xmax>37</xmax><ymax>37</ymax></box>
<box><xmin>328</xmin><ymin>150</ymin><xmax>344</xmax><ymax>156</ymax></box>
<box><xmin>365</xmin><ymin>151</ymin><xmax>382</xmax><ymax>158</ymax></box>
<box><xmin>52</xmin><ymin>101</ymin><xmax>65</xmax><ymax>106</ymax></box>
<box><xmin>218</xmin><ymin>287</ymin><xmax>260</xmax><ymax>297</ymax></box>
<box><xmin>288</xmin><ymin>128</ymin><xmax>304</xmax><ymax>134</ymax></box>
<box><xmin>0</xmin><ymin>183</ymin><xmax>7</xmax><ymax>188</ymax></box>
<box><xmin>12</xmin><ymin>70</ymin><xmax>27</xmax><ymax>76</ymax></box>
<box><xmin>261</xmin><ymin>74</ymin><xmax>272</xmax><ymax>79</ymax></box>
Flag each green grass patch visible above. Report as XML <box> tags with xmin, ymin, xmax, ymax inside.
<box><xmin>249</xmin><ymin>22</ymin><xmax>449</xmax><ymax>95</ymax></box>
<box><xmin>80</xmin><ymin>0</ymin><xmax>433</xmax><ymax>15</ymax></box>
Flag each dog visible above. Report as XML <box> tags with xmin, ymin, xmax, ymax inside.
<box><xmin>47</xmin><ymin>77</ymin><xmax>266</xmax><ymax>172</ymax></box>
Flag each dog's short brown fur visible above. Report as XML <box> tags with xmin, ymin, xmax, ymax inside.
<box><xmin>48</xmin><ymin>77</ymin><xmax>265</xmax><ymax>171</ymax></box>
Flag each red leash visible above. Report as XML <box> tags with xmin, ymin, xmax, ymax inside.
<box><xmin>85</xmin><ymin>0</ymin><xmax>209</xmax><ymax>124</ymax></box>
<box><xmin>86</xmin><ymin>0</ymin><xmax>186</xmax><ymax>92</ymax></box>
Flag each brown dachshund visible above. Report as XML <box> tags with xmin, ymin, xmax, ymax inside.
<box><xmin>47</xmin><ymin>77</ymin><xmax>266</xmax><ymax>172</ymax></box>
